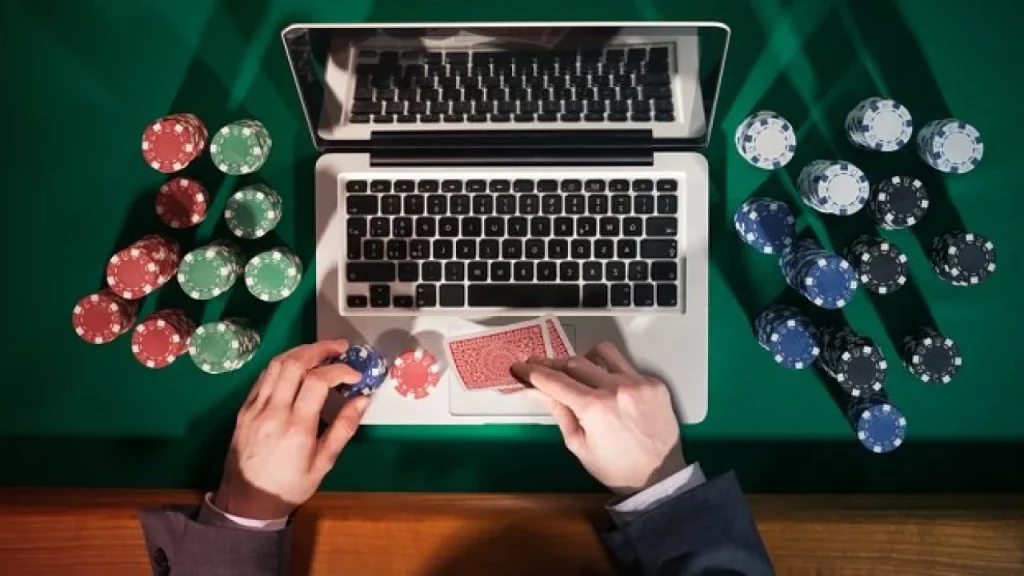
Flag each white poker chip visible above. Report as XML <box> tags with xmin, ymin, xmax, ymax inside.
<box><xmin>917</xmin><ymin>119</ymin><xmax>983</xmax><ymax>174</ymax></box>
<box><xmin>846</xmin><ymin>98</ymin><xmax>913</xmax><ymax>152</ymax></box>
<box><xmin>735</xmin><ymin>111</ymin><xmax>797</xmax><ymax>170</ymax></box>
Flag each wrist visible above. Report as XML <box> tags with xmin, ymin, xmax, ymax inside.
<box><xmin>213</xmin><ymin>480</ymin><xmax>294</xmax><ymax>521</ymax></box>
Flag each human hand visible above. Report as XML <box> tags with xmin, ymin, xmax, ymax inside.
<box><xmin>213</xmin><ymin>340</ymin><xmax>370</xmax><ymax>520</ymax></box>
<box><xmin>511</xmin><ymin>342</ymin><xmax>685</xmax><ymax>496</ymax></box>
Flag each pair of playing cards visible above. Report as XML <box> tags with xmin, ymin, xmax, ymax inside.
<box><xmin>444</xmin><ymin>316</ymin><xmax>574</xmax><ymax>394</ymax></box>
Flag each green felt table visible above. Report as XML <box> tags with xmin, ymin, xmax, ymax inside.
<box><xmin>2</xmin><ymin>0</ymin><xmax>1021</xmax><ymax>494</ymax></box>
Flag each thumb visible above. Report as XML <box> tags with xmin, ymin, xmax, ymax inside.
<box><xmin>315</xmin><ymin>395</ymin><xmax>370</xmax><ymax>474</ymax></box>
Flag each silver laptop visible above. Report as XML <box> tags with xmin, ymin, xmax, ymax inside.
<box><xmin>281</xmin><ymin>22</ymin><xmax>729</xmax><ymax>424</ymax></box>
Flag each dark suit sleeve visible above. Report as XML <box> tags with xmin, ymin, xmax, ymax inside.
<box><xmin>138</xmin><ymin>506</ymin><xmax>291</xmax><ymax>576</ymax></box>
<box><xmin>601</xmin><ymin>472</ymin><xmax>773</xmax><ymax>576</ymax></box>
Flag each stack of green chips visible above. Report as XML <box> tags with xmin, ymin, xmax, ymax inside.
<box><xmin>224</xmin><ymin>184</ymin><xmax>282</xmax><ymax>239</ymax></box>
<box><xmin>245</xmin><ymin>248</ymin><xmax>303</xmax><ymax>302</ymax></box>
<box><xmin>210</xmin><ymin>120</ymin><xmax>272</xmax><ymax>175</ymax></box>
<box><xmin>188</xmin><ymin>319</ymin><xmax>261</xmax><ymax>374</ymax></box>
<box><xmin>177</xmin><ymin>241</ymin><xmax>244</xmax><ymax>300</ymax></box>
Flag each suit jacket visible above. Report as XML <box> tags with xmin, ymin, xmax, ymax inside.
<box><xmin>139</xmin><ymin>473</ymin><xmax>771</xmax><ymax>575</ymax></box>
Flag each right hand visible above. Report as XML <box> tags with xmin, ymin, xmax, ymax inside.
<box><xmin>511</xmin><ymin>342</ymin><xmax>686</xmax><ymax>496</ymax></box>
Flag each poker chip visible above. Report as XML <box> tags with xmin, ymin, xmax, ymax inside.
<box><xmin>845</xmin><ymin>236</ymin><xmax>908</xmax><ymax>295</ymax></box>
<box><xmin>930</xmin><ymin>231</ymin><xmax>997</xmax><ymax>286</ymax></box>
<box><xmin>851</xmin><ymin>401</ymin><xmax>907</xmax><ymax>454</ymax></box>
<box><xmin>391</xmin><ymin>348</ymin><xmax>443</xmax><ymax>399</ymax></box>
<box><xmin>210</xmin><ymin>120</ymin><xmax>272</xmax><ymax>175</ymax></box>
<box><xmin>797</xmin><ymin>161</ymin><xmax>870</xmax><ymax>215</ymax></box>
<box><xmin>845</xmin><ymin>97</ymin><xmax>913</xmax><ymax>152</ymax></box>
<box><xmin>780</xmin><ymin>239</ymin><xmax>859</xmax><ymax>309</ymax></box>
<box><xmin>754</xmin><ymin>305</ymin><xmax>820</xmax><ymax>369</ymax></box>
<box><xmin>188</xmin><ymin>319</ymin><xmax>260</xmax><ymax>374</ymax></box>
<box><xmin>177</xmin><ymin>242</ymin><xmax>243</xmax><ymax>300</ymax></box>
<box><xmin>225</xmin><ymin>184</ymin><xmax>282</xmax><ymax>239</ymax></box>
<box><xmin>245</xmin><ymin>248</ymin><xmax>303</xmax><ymax>302</ymax></box>
<box><xmin>734</xmin><ymin>111</ymin><xmax>797</xmax><ymax>170</ymax></box>
<box><xmin>141</xmin><ymin>114</ymin><xmax>207</xmax><ymax>173</ymax></box>
<box><xmin>917</xmin><ymin>119</ymin><xmax>983</xmax><ymax>174</ymax></box>
<box><xmin>902</xmin><ymin>328</ymin><xmax>963</xmax><ymax>384</ymax></box>
<box><xmin>72</xmin><ymin>290</ymin><xmax>139</xmax><ymax>344</ymax></box>
<box><xmin>106</xmin><ymin>235</ymin><xmax>180</xmax><ymax>299</ymax></box>
<box><xmin>156</xmin><ymin>177</ymin><xmax>210</xmax><ymax>229</ymax></box>
<box><xmin>131</xmin><ymin>309</ymin><xmax>196</xmax><ymax>369</ymax></box>
<box><xmin>868</xmin><ymin>176</ymin><xmax>928</xmax><ymax>230</ymax></box>
<box><xmin>818</xmin><ymin>326</ymin><xmax>887</xmax><ymax>396</ymax></box>
<box><xmin>330</xmin><ymin>345</ymin><xmax>389</xmax><ymax>397</ymax></box>
<box><xmin>733</xmin><ymin>198</ymin><xmax>797</xmax><ymax>254</ymax></box>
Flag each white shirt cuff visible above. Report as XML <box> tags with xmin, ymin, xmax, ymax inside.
<box><xmin>606</xmin><ymin>462</ymin><xmax>707</xmax><ymax>527</ymax></box>
<box><xmin>197</xmin><ymin>492</ymin><xmax>289</xmax><ymax>532</ymax></box>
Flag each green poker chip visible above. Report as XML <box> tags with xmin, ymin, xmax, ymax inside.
<box><xmin>210</xmin><ymin>120</ymin><xmax>272</xmax><ymax>175</ymax></box>
<box><xmin>224</xmin><ymin>184</ymin><xmax>282</xmax><ymax>239</ymax></box>
<box><xmin>245</xmin><ymin>248</ymin><xmax>303</xmax><ymax>302</ymax></box>
<box><xmin>188</xmin><ymin>319</ymin><xmax>260</xmax><ymax>374</ymax></box>
<box><xmin>177</xmin><ymin>242</ymin><xmax>243</xmax><ymax>300</ymax></box>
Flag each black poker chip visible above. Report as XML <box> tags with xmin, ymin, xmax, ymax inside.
<box><xmin>902</xmin><ymin>328</ymin><xmax>963</xmax><ymax>384</ymax></box>
<box><xmin>869</xmin><ymin>176</ymin><xmax>929</xmax><ymax>230</ymax></box>
<box><xmin>845</xmin><ymin>236</ymin><xmax>908</xmax><ymax>295</ymax></box>
<box><xmin>930</xmin><ymin>231</ymin><xmax>997</xmax><ymax>286</ymax></box>
<box><xmin>819</xmin><ymin>326</ymin><xmax>888</xmax><ymax>396</ymax></box>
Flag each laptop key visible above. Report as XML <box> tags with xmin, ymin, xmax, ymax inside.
<box><xmin>641</xmin><ymin>239</ymin><xmax>678</xmax><ymax>259</ymax></box>
<box><xmin>595</xmin><ymin>239</ymin><xmax>614</xmax><ymax>259</ymax></box>
<box><xmin>434</xmin><ymin>240</ymin><xmax>454</xmax><ymax>260</ymax></box>
<box><xmin>403</xmin><ymin>195</ymin><xmax>425</xmax><ymax>215</ymax></box>
<box><xmin>600</xmin><ymin>217</ymin><xmax>620</xmax><ymax>236</ymax></box>
<box><xmin>459</xmin><ymin>217</ymin><xmax>480</xmax><ymax>237</ymax></box>
<box><xmin>427</xmin><ymin>195</ymin><xmax>447</xmax><ymax>215</ymax></box>
<box><xmin>350</xmin><ymin>114</ymin><xmax>371</xmax><ymax>123</ymax></box>
<box><xmin>444</xmin><ymin>262</ymin><xmax>465</xmax><ymax>281</ymax></box>
<box><xmin>554</xmin><ymin>217</ymin><xmax>574</xmax><ymax>237</ymax></box>
<box><xmin>561</xmin><ymin>113</ymin><xmax>581</xmax><ymax>122</ymax></box>
<box><xmin>542</xmin><ymin>195</ymin><xmax>563</xmax><ymax>215</ymax></box>
<box><xmin>566</xmin><ymin>195</ymin><xmax>586</xmax><ymax>215</ymax></box>
<box><xmin>623</xmin><ymin>217</ymin><xmax>643</xmax><ymax>236</ymax></box>
<box><xmin>606</xmin><ymin>261</ymin><xmax>626</xmax><ymax>281</ymax></box>
<box><xmin>630</xmin><ymin>113</ymin><xmax>651</xmax><ymax>122</ymax></box>
<box><xmin>655</xmin><ymin>112</ymin><xmax>676</xmax><ymax>122</ymax></box>
<box><xmin>346</xmin><ymin>196</ymin><xmax>378</xmax><ymax>215</ymax></box>
<box><xmin>415</xmin><ymin>284</ymin><xmax>437</xmax><ymax>308</ymax></box>
<box><xmin>608</xmin><ymin>113</ymin><xmax>627</xmax><ymax>122</ymax></box>
<box><xmin>415</xmin><ymin>217</ymin><xmax>436</xmax><ymax>238</ymax></box>
<box><xmin>502</xmin><ymin>239</ymin><xmax>523</xmax><ymax>259</ymax></box>
<box><xmin>468</xmin><ymin>262</ymin><xmax>488</xmax><ymax>281</ymax></box>
<box><xmin>370</xmin><ymin>217</ymin><xmax>389</xmax><ymax>237</ymax></box>
<box><xmin>657</xmin><ymin>195</ymin><xmax>678</xmax><ymax>214</ymax></box>
<box><xmin>519</xmin><ymin>195</ymin><xmax>540</xmax><ymax>215</ymax></box>
<box><xmin>386</xmin><ymin>240</ymin><xmax>407</xmax><ymax>260</ymax></box>
<box><xmin>442</xmin><ymin>180</ymin><xmax>463</xmax><ymax>193</ymax></box>
<box><xmin>538</xmin><ymin>113</ymin><xmax>558</xmax><ymax>122</ymax></box>
<box><xmin>398</xmin><ymin>262</ymin><xmax>419</xmax><ymax>282</ymax></box>
<box><xmin>537</xmin><ymin>262</ymin><xmax>558</xmax><ymax>281</ymax></box>
<box><xmin>525</xmin><ymin>239</ymin><xmax>545</xmax><ymax>259</ymax></box>
<box><xmin>635</xmin><ymin>196</ymin><xmax>655</xmax><ymax>214</ymax></box>
<box><xmin>549</xmin><ymin>239</ymin><xmax>569</xmax><ymax>259</ymax></box>
<box><xmin>439</xmin><ymin>284</ymin><xmax>465</xmax><ymax>307</ymax></box>
<box><xmin>491</xmin><ymin>262</ymin><xmax>512</xmax><ymax>281</ymax></box>
<box><xmin>617</xmin><ymin>239</ymin><xmax>637</xmax><ymax>259</ymax></box>
<box><xmin>647</xmin><ymin>217</ymin><xmax>678</xmax><ymax>236</ymax></box>
<box><xmin>438</xmin><ymin>217</ymin><xmax>459</xmax><ymax>237</ymax></box>
<box><xmin>514</xmin><ymin>261</ymin><xmax>534</xmax><ymax>282</ymax></box>
<box><xmin>484</xmin><ymin>217</ymin><xmax>505</xmax><ymax>237</ymax></box>
<box><xmin>489</xmin><ymin>180</ymin><xmax>511</xmax><ymax>193</ymax></box>
<box><xmin>456</xmin><ymin>239</ymin><xmax>476</xmax><ymax>260</ymax></box>
<box><xmin>530</xmin><ymin>216</ymin><xmax>551</xmax><ymax>237</ymax></box>
<box><xmin>583</xmin><ymin>261</ymin><xmax>603</xmax><ymax>281</ymax></box>
<box><xmin>610</xmin><ymin>284</ymin><xmax>631</xmax><ymax>307</ymax></box>
<box><xmin>347</xmin><ymin>262</ymin><xmax>395</xmax><ymax>282</ymax></box>
<box><xmin>508</xmin><ymin>217</ymin><xmax>528</xmax><ymax>237</ymax></box>
<box><xmin>468</xmin><ymin>284</ymin><xmax>580</xmax><ymax>308</ymax></box>
<box><xmin>370</xmin><ymin>285</ymin><xmax>391</xmax><ymax>308</ymax></box>
<box><xmin>347</xmin><ymin>295</ymin><xmax>368</xmax><ymax>308</ymax></box>
<box><xmin>363</xmin><ymin>240</ymin><xmax>384</xmax><ymax>260</ymax></box>
<box><xmin>496</xmin><ymin>195</ymin><xmax>516</xmax><ymax>215</ymax></box>
<box><xmin>582</xmin><ymin>284</ymin><xmax>609</xmax><ymax>308</ymax></box>
<box><xmin>472</xmin><ymin>195</ymin><xmax>494</xmax><ymax>215</ymax></box>
<box><xmin>480</xmin><ymin>240</ymin><xmax>500</xmax><ymax>260</ymax></box>
<box><xmin>410</xmin><ymin>240</ymin><xmax>430</xmax><ymax>260</ymax></box>
<box><xmin>634</xmin><ymin>284</ymin><xmax>655</xmax><ymax>307</ymax></box>
<box><xmin>628</xmin><ymin>261</ymin><xmax>649</xmax><ymax>281</ymax></box>
<box><xmin>577</xmin><ymin>217</ymin><xmax>597</xmax><ymax>237</ymax></box>
<box><xmin>571</xmin><ymin>240</ymin><xmax>591</xmax><ymax>260</ymax></box>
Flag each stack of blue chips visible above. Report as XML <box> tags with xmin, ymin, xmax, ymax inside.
<box><xmin>780</xmin><ymin>239</ymin><xmax>859</xmax><ymax>309</ymax></box>
<box><xmin>733</xmin><ymin>198</ymin><xmax>797</xmax><ymax>255</ymax></box>
<box><xmin>754</xmin><ymin>305</ymin><xmax>820</xmax><ymax>369</ymax></box>
<box><xmin>848</xmin><ymin>399</ymin><xmax>907</xmax><ymax>454</ymax></box>
<box><xmin>330</xmin><ymin>344</ymin><xmax>389</xmax><ymax>397</ymax></box>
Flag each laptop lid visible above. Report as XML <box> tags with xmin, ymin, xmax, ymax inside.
<box><xmin>281</xmin><ymin>23</ymin><xmax>730</xmax><ymax>155</ymax></box>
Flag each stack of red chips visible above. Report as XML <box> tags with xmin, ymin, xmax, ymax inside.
<box><xmin>131</xmin><ymin>309</ymin><xmax>197</xmax><ymax>368</ymax></box>
<box><xmin>141</xmin><ymin>114</ymin><xmax>208</xmax><ymax>173</ymax></box>
<box><xmin>156</xmin><ymin>177</ymin><xmax>210</xmax><ymax>229</ymax></box>
<box><xmin>71</xmin><ymin>290</ymin><xmax>139</xmax><ymax>344</ymax></box>
<box><xmin>106</xmin><ymin>234</ymin><xmax>181</xmax><ymax>300</ymax></box>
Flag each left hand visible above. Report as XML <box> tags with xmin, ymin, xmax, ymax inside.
<box><xmin>213</xmin><ymin>339</ymin><xmax>370</xmax><ymax>520</ymax></box>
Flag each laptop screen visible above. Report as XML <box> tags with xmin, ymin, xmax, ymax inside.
<box><xmin>282</xmin><ymin>23</ymin><xmax>729</xmax><ymax>151</ymax></box>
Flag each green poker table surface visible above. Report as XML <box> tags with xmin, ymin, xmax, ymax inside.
<box><xmin>1</xmin><ymin>0</ymin><xmax>1021</xmax><ymax>493</ymax></box>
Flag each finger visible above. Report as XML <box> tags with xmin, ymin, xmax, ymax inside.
<box><xmin>292</xmin><ymin>364</ymin><xmax>363</xmax><ymax>423</ymax></box>
<box><xmin>510</xmin><ymin>362</ymin><xmax>593</xmax><ymax>410</ymax></box>
<box><xmin>543</xmin><ymin>356</ymin><xmax>617</xmax><ymax>390</ymax></box>
<box><xmin>315</xmin><ymin>395</ymin><xmax>371</xmax><ymax>474</ymax></box>
<box><xmin>264</xmin><ymin>340</ymin><xmax>351</xmax><ymax>410</ymax></box>
<box><xmin>586</xmin><ymin>342</ymin><xmax>640</xmax><ymax>377</ymax></box>
<box><xmin>244</xmin><ymin>362</ymin><xmax>278</xmax><ymax>409</ymax></box>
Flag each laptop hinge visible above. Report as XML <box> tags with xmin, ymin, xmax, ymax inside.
<box><xmin>367</xmin><ymin>130</ymin><xmax>654</xmax><ymax>166</ymax></box>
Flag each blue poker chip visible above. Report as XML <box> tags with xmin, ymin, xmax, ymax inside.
<box><xmin>754</xmin><ymin>305</ymin><xmax>820</xmax><ymax>369</ymax></box>
<box><xmin>734</xmin><ymin>198</ymin><xmax>797</xmax><ymax>254</ymax></box>
<box><xmin>854</xmin><ymin>403</ymin><xmax>907</xmax><ymax>453</ymax></box>
<box><xmin>780</xmin><ymin>242</ymin><xmax>858</xmax><ymax>309</ymax></box>
<box><xmin>331</xmin><ymin>345</ymin><xmax>389</xmax><ymax>396</ymax></box>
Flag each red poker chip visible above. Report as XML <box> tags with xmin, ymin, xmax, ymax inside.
<box><xmin>156</xmin><ymin>178</ymin><xmax>209</xmax><ymax>229</ymax></box>
<box><xmin>141</xmin><ymin>116</ymin><xmax>202</xmax><ymax>173</ymax></box>
<box><xmin>107</xmin><ymin>246</ymin><xmax>161</xmax><ymax>300</ymax></box>
<box><xmin>72</xmin><ymin>290</ymin><xmax>138</xmax><ymax>344</ymax></box>
<box><xmin>392</xmin><ymin>348</ymin><xmax>442</xmax><ymax>400</ymax></box>
<box><xmin>131</xmin><ymin>309</ymin><xmax>196</xmax><ymax>368</ymax></box>
<box><xmin>134</xmin><ymin>235</ymin><xmax>180</xmax><ymax>285</ymax></box>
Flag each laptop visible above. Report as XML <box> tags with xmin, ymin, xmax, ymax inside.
<box><xmin>280</xmin><ymin>23</ymin><xmax>730</xmax><ymax>424</ymax></box>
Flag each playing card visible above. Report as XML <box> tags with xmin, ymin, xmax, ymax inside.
<box><xmin>445</xmin><ymin>319</ymin><xmax>551</xmax><ymax>391</ymax></box>
<box><xmin>542</xmin><ymin>315</ymin><xmax>575</xmax><ymax>359</ymax></box>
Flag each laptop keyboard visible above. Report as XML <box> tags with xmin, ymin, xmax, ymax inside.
<box><xmin>349</xmin><ymin>47</ymin><xmax>676</xmax><ymax>125</ymax></box>
<box><xmin>342</xmin><ymin>175</ymin><xmax>683</xmax><ymax>312</ymax></box>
